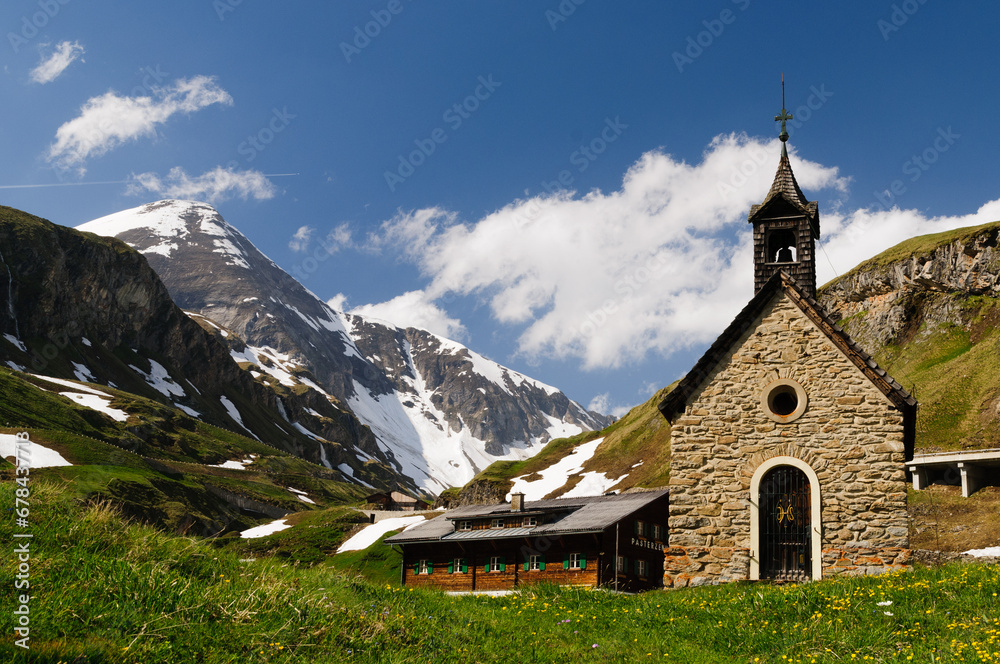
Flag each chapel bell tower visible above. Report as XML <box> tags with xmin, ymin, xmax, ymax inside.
<box><xmin>748</xmin><ymin>81</ymin><xmax>821</xmax><ymax>299</ymax></box>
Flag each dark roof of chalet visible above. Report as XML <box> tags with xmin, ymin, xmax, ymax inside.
<box><xmin>657</xmin><ymin>271</ymin><xmax>917</xmax><ymax>423</ymax></box>
<box><xmin>384</xmin><ymin>489</ymin><xmax>668</xmax><ymax>545</ymax></box>
<box><xmin>748</xmin><ymin>146</ymin><xmax>819</xmax><ymax>229</ymax></box>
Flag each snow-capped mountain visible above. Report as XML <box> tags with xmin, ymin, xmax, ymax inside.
<box><xmin>78</xmin><ymin>200</ymin><xmax>609</xmax><ymax>493</ymax></box>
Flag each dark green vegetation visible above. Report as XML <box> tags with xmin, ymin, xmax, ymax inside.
<box><xmin>3</xmin><ymin>479</ymin><xmax>1000</xmax><ymax>663</ymax></box>
<box><xmin>0</xmin><ymin>366</ymin><xmax>366</xmax><ymax>536</ymax></box>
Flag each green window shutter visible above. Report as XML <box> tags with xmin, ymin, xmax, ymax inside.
<box><xmin>539</xmin><ymin>555</ymin><xmax>545</xmax><ymax>571</ymax></box>
<box><xmin>563</xmin><ymin>556</ymin><xmax>569</xmax><ymax>570</ymax></box>
<box><xmin>633</xmin><ymin>520</ymin><xmax>639</xmax><ymax>535</ymax></box>
<box><xmin>499</xmin><ymin>556</ymin><xmax>506</xmax><ymax>572</ymax></box>
<box><xmin>448</xmin><ymin>560</ymin><xmax>454</xmax><ymax>574</ymax></box>
<box><xmin>634</xmin><ymin>559</ymin><xmax>640</xmax><ymax>575</ymax></box>
<box><xmin>523</xmin><ymin>559</ymin><xmax>529</xmax><ymax>572</ymax></box>
<box><xmin>580</xmin><ymin>556</ymin><xmax>586</xmax><ymax>570</ymax></box>
<box><xmin>484</xmin><ymin>560</ymin><xmax>491</xmax><ymax>573</ymax></box>
<box><xmin>427</xmin><ymin>561</ymin><xmax>433</xmax><ymax>574</ymax></box>
<box><xmin>461</xmin><ymin>559</ymin><xmax>468</xmax><ymax>573</ymax></box>
<box><xmin>414</xmin><ymin>561</ymin><xmax>420</xmax><ymax>575</ymax></box>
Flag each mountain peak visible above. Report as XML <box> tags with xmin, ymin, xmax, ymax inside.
<box><xmin>78</xmin><ymin>200</ymin><xmax>249</xmax><ymax>268</ymax></box>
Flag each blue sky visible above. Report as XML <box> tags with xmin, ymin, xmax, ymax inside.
<box><xmin>2</xmin><ymin>1</ymin><xmax>998</xmax><ymax>416</ymax></box>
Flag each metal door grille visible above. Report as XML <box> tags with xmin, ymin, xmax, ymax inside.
<box><xmin>759</xmin><ymin>466</ymin><xmax>811</xmax><ymax>581</ymax></box>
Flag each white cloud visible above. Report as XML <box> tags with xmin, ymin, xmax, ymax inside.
<box><xmin>127</xmin><ymin>166</ymin><xmax>275</xmax><ymax>203</ymax></box>
<box><xmin>48</xmin><ymin>75</ymin><xmax>232</xmax><ymax>173</ymax></box>
<box><xmin>326</xmin><ymin>293</ymin><xmax>349</xmax><ymax>312</ymax></box>
<box><xmin>349</xmin><ymin>290</ymin><xmax>467</xmax><ymax>341</ymax></box>
<box><xmin>587</xmin><ymin>393</ymin><xmax>633</xmax><ymax>419</ymax></box>
<box><xmin>371</xmin><ymin>133</ymin><xmax>1000</xmax><ymax>372</ymax></box>
<box><xmin>289</xmin><ymin>225</ymin><xmax>314</xmax><ymax>252</ymax></box>
<box><xmin>30</xmin><ymin>40</ymin><xmax>84</xmax><ymax>84</ymax></box>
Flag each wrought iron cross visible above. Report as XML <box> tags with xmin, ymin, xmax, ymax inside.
<box><xmin>774</xmin><ymin>75</ymin><xmax>792</xmax><ymax>142</ymax></box>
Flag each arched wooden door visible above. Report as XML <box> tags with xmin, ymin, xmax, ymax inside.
<box><xmin>758</xmin><ymin>465</ymin><xmax>811</xmax><ymax>581</ymax></box>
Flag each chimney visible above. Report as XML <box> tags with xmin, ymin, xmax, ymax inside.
<box><xmin>511</xmin><ymin>493</ymin><xmax>525</xmax><ymax>512</ymax></box>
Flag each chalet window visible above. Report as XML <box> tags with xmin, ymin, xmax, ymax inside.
<box><xmin>653</xmin><ymin>524</ymin><xmax>663</xmax><ymax>541</ymax></box>
<box><xmin>448</xmin><ymin>558</ymin><xmax>467</xmax><ymax>574</ymax></box>
<box><xmin>524</xmin><ymin>554</ymin><xmax>545</xmax><ymax>571</ymax></box>
<box><xmin>485</xmin><ymin>555</ymin><xmax>505</xmax><ymax>572</ymax></box>
<box><xmin>458</xmin><ymin>521</ymin><xmax>471</xmax><ymax>531</ymax></box>
<box><xmin>491</xmin><ymin>518</ymin><xmax>505</xmax><ymax>529</ymax></box>
<box><xmin>634</xmin><ymin>520</ymin><xmax>643</xmax><ymax>536</ymax></box>
<box><xmin>637</xmin><ymin>559</ymin><xmax>648</xmax><ymax>578</ymax></box>
<box><xmin>566</xmin><ymin>553</ymin><xmax>586</xmax><ymax>570</ymax></box>
<box><xmin>522</xmin><ymin>516</ymin><xmax>537</xmax><ymax>527</ymax></box>
<box><xmin>415</xmin><ymin>559</ymin><xmax>431</xmax><ymax>575</ymax></box>
<box><xmin>616</xmin><ymin>555</ymin><xmax>627</xmax><ymax>574</ymax></box>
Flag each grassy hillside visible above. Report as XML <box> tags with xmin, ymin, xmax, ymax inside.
<box><xmin>872</xmin><ymin>295</ymin><xmax>1000</xmax><ymax>450</ymax></box>
<box><xmin>820</xmin><ymin>220</ymin><xmax>1000</xmax><ymax>451</ymax></box>
<box><xmin>0</xmin><ymin>366</ymin><xmax>367</xmax><ymax>536</ymax></box>
<box><xmin>3</xmin><ymin>478</ymin><xmax>999</xmax><ymax>663</ymax></box>
<box><xmin>456</xmin><ymin>385</ymin><xmax>674</xmax><ymax>502</ymax></box>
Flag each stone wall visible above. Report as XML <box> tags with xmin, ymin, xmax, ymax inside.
<box><xmin>662</xmin><ymin>546</ymin><xmax>749</xmax><ymax>588</ymax></box>
<box><xmin>667</xmin><ymin>291</ymin><xmax>910</xmax><ymax>582</ymax></box>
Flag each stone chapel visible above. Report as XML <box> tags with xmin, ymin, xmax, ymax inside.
<box><xmin>657</xmin><ymin>101</ymin><xmax>917</xmax><ymax>587</ymax></box>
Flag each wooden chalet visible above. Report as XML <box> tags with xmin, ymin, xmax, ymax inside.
<box><xmin>366</xmin><ymin>491</ymin><xmax>432</xmax><ymax>511</ymax></box>
<box><xmin>384</xmin><ymin>490</ymin><xmax>669</xmax><ymax>592</ymax></box>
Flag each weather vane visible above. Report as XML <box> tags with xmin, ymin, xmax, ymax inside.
<box><xmin>774</xmin><ymin>74</ymin><xmax>792</xmax><ymax>143</ymax></box>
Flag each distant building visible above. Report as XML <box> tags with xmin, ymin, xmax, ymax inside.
<box><xmin>385</xmin><ymin>490</ymin><xmax>669</xmax><ymax>592</ymax></box>
<box><xmin>366</xmin><ymin>491</ymin><xmax>432</xmax><ymax>512</ymax></box>
<box><xmin>657</xmin><ymin>103</ymin><xmax>916</xmax><ymax>586</ymax></box>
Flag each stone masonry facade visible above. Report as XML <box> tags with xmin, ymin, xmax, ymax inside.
<box><xmin>664</xmin><ymin>292</ymin><xmax>910</xmax><ymax>587</ymax></box>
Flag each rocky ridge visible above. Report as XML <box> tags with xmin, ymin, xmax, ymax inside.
<box><xmin>77</xmin><ymin>200</ymin><xmax>610</xmax><ymax>494</ymax></box>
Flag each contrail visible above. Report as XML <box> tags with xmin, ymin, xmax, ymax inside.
<box><xmin>0</xmin><ymin>180</ymin><xmax>130</xmax><ymax>189</ymax></box>
<box><xmin>0</xmin><ymin>173</ymin><xmax>300</xmax><ymax>190</ymax></box>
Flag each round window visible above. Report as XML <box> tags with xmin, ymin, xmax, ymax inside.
<box><xmin>761</xmin><ymin>379</ymin><xmax>807</xmax><ymax>423</ymax></box>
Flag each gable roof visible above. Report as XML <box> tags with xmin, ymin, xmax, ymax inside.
<box><xmin>384</xmin><ymin>489</ymin><xmax>668</xmax><ymax>545</ymax></box>
<box><xmin>657</xmin><ymin>271</ymin><xmax>916</xmax><ymax>425</ymax></box>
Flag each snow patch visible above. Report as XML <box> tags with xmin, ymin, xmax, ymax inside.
<box><xmin>60</xmin><ymin>392</ymin><xmax>128</xmax><ymax>422</ymax></box>
<box><xmin>240</xmin><ymin>518</ymin><xmax>292</xmax><ymax>539</ymax></box>
<box><xmin>212</xmin><ymin>455</ymin><xmax>256</xmax><ymax>470</ymax></box>
<box><xmin>963</xmin><ymin>546</ymin><xmax>1000</xmax><ymax>558</ymax></box>
<box><xmin>506</xmin><ymin>437</ymin><xmax>606</xmax><ymax>501</ymax></box>
<box><xmin>3</xmin><ymin>334</ymin><xmax>26</xmax><ymax>351</ymax></box>
<box><xmin>29</xmin><ymin>374</ymin><xmax>109</xmax><ymax>396</ymax></box>
<box><xmin>71</xmin><ymin>362</ymin><xmax>96</xmax><ymax>383</ymax></box>
<box><xmin>129</xmin><ymin>359</ymin><xmax>186</xmax><ymax>398</ymax></box>
<box><xmin>337</xmin><ymin>516</ymin><xmax>428</xmax><ymax>553</ymax></box>
<box><xmin>0</xmin><ymin>434</ymin><xmax>72</xmax><ymax>467</ymax></box>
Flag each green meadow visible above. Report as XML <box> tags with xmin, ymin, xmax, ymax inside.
<box><xmin>3</xmin><ymin>479</ymin><xmax>999</xmax><ymax>663</ymax></box>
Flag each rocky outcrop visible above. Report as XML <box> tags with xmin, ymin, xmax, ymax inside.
<box><xmin>0</xmin><ymin>204</ymin><xmax>399</xmax><ymax>489</ymax></box>
<box><xmin>819</xmin><ymin>224</ymin><xmax>1000</xmax><ymax>350</ymax></box>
